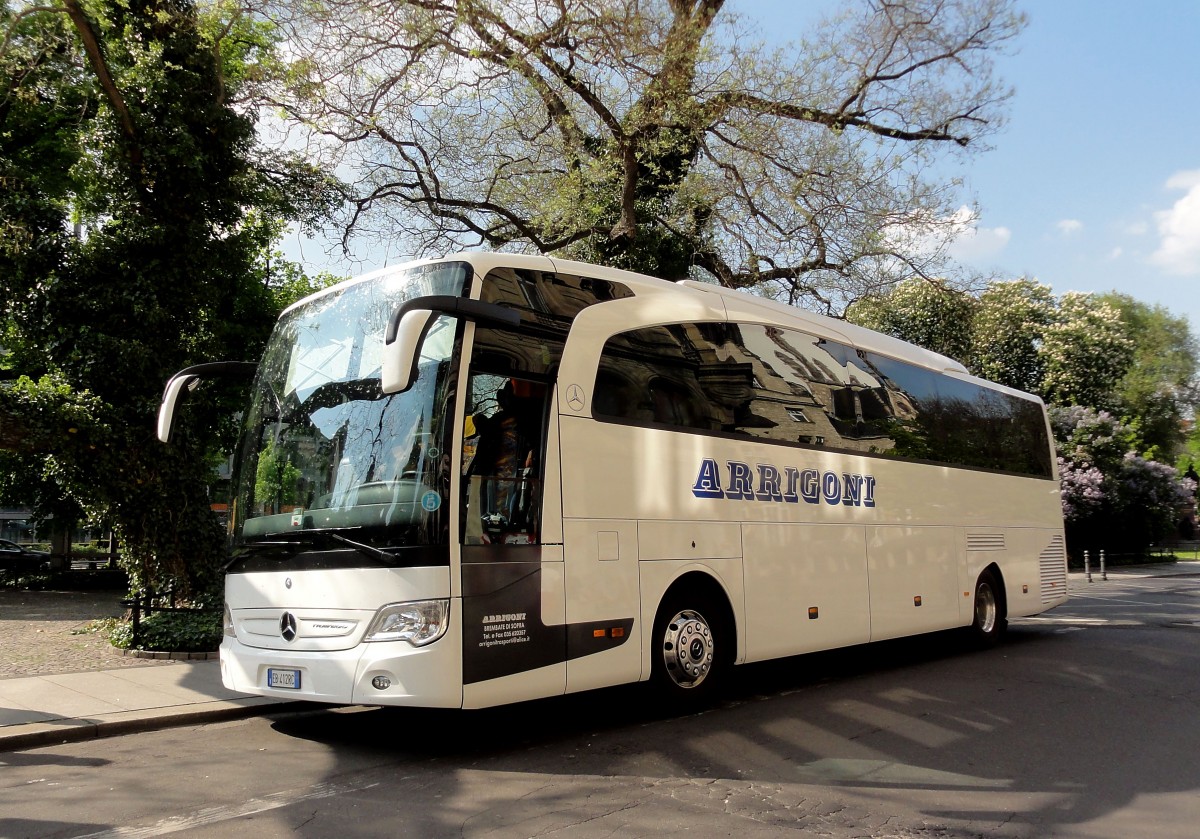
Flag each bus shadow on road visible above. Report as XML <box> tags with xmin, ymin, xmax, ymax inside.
<box><xmin>266</xmin><ymin>621</ymin><xmax>1200</xmax><ymax>837</ymax></box>
<box><xmin>268</xmin><ymin>625</ymin><xmax>1040</xmax><ymax>758</ymax></box>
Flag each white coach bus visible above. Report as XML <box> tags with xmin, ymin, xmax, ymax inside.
<box><xmin>158</xmin><ymin>253</ymin><xmax>1067</xmax><ymax>709</ymax></box>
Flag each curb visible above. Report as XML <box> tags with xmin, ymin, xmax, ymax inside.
<box><xmin>0</xmin><ymin>698</ymin><xmax>305</xmax><ymax>753</ymax></box>
<box><xmin>116</xmin><ymin>648</ymin><xmax>220</xmax><ymax>661</ymax></box>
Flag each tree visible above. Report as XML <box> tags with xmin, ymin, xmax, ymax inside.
<box><xmin>0</xmin><ymin>0</ymin><xmax>337</xmax><ymax>597</ymax></box>
<box><xmin>254</xmin><ymin>437</ymin><xmax>302</xmax><ymax>514</ymax></box>
<box><xmin>1096</xmin><ymin>293</ymin><xmax>1200</xmax><ymax>461</ymax></box>
<box><xmin>845</xmin><ymin>277</ymin><xmax>977</xmax><ymax>362</ymax></box>
<box><xmin>1052</xmin><ymin>406</ymin><xmax>1194</xmax><ymax>554</ymax></box>
<box><xmin>260</xmin><ymin>0</ymin><xmax>1024</xmax><ymax>313</ymax></box>
<box><xmin>1038</xmin><ymin>291</ymin><xmax>1133</xmax><ymax>409</ymax></box>
<box><xmin>968</xmin><ymin>278</ymin><xmax>1055</xmax><ymax>393</ymax></box>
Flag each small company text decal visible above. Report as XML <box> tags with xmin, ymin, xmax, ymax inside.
<box><xmin>480</xmin><ymin>612</ymin><xmax>529</xmax><ymax>648</ymax></box>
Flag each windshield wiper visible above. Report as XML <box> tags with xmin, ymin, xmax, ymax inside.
<box><xmin>320</xmin><ymin>531</ymin><xmax>399</xmax><ymax>564</ymax></box>
<box><xmin>228</xmin><ymin>530</ymin><xmax>402</xmax><ymax>570</ymax></box>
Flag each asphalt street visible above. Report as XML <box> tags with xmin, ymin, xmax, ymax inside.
<box><xmin>2</xmin><ymin>565</ymin><xmax>1199</xmax><ymax>839</ymax></box>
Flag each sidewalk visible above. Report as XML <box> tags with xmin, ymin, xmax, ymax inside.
<box><xmin>0</xmin><ymin>589</ymin><xmax>297</xmax><ymax>753</ymax></box>
<box><xmin>1067</xmin><ymin>557</ymin><xmax>1200</xmax><ymax>580</ymax></box>
<box><xmin>0</xmin><ymin>659</ymin><xmax>293</xmax><ymax>752</ymax></box>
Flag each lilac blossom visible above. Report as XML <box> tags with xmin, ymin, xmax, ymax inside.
<box><xmin>1058</xmin><ymin>457</ymin><xmax>1105</xmax><ymax>522</ymax></box>
<box><xmin>1116</xmin><ymin>453</ymin><xmax>1195</xmax><ymax>513</ymax></box>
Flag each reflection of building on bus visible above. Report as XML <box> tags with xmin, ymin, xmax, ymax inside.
<box><xmin>592</xmin><ymin>323</ymin><xmax>917</xmax><ymax>455</ymax></box>
<box><xmin>162</xmin><ymin>252</ymin><xmax>1067</xmax><ymax>712</ymax></box>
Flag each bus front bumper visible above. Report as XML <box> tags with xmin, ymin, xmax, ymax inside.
<box><xmin>219</xmin><ymin>612</ymin><xmax>463</xmax><ymax>708</ymax></box>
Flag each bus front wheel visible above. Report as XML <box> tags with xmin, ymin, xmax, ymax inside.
<box><xmin>651</xmin><ymin>590</ymin><xmax>730</xmax><ymax>704</ymax></box>
<box><xmin>969</xmin><ymin>569</ymin><xmax>1007</xmax><ymax>646</ymax></box>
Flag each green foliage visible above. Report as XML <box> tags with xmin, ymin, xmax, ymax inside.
<box><xmin>851</xmin><ymin>277</ymin><xmax>1196</xmax><ymax>553</ymax></box>
<box><xmin>849</xmin><ymin>277</ymin><xmax>1137</xmax><ymax>411</ymax></box>
<box><xmin>1051</xmin><ymin>405</ymin><xmax>1193</xmax><ymax>554</ymax></box>
<box><xmin>1051</xmin><ymin>406</ymin><xmax>1137</xmax><ymax>474</ymax></box>
<box><xmin>1052</xmin><ymin>406</ymin><xmax>1182</xmax><ymax>553</ymax></box>
<box><xmin>264</xmin><ymin>260</ymin><xmax>345</xmax><ymax>312</ymax></box>
<box><xmin>968</xmin><ymin>279</ymin><xmax>1055</xmax><ymax>393</ymax></box>
<box><xmin>1040</xmin><ymin>292</ymin><xmax>1133</xmax><ymax>409</ymax></box>
<box><xmin>0</xmin><ymin>0</ymin><xmax>339</xmax><ymax>599</ymax></box>
<box><xmin>274</xmin><ymin>0</ymin><xmax>1025</xmax><ymax>308</ymax></box>
<box><xmin>845</xmin><ymin>278</ymin><xmax>977</xmax><ymax>362</ymax></box>
<box><xmin>102</xmin><ymin>610</ymin><xmax>221</xmax><ymax>652</ymax></box>
<box><xmin>1096</xmin><ymin>293</ymin><xmax>1200</xmax><ymax>460</ymax></box>
<box><xmin>1183</xmin><ymin>425</ymin><xmax>1200</xmax><ymax>473</ymax></box>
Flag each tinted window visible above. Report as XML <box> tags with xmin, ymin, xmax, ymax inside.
<box><xmin>475</xmin><ymin>268</ymin><xmax>633</xmax><ymax>379</ymax></box>
<box><xmin>594</xmin><ymin>323</ymin><xmax>1052</xmax><ymax>478</ymax></box>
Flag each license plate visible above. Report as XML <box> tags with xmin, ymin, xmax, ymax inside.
<box><xmin>267</xmin><ymin>668</ymin><xmax>301</xmax><ymax>690</ymax></box>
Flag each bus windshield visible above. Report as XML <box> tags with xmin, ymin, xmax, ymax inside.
<box><xmin>230</xmin><ymin>262</ymin><xmax>470</xmax><ymax>550</ymax></box>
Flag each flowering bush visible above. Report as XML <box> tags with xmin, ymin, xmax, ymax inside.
<box><xmin>1058</xmin><ymin>458</ymin><xmax>1105</xmax><ymax>522</ymax></box>
<box><xmin>1052</xmin><ymin>406</ymin><xmax>1194</xmax><ymax>553</ymax></box>
<box><xmin>1050</xmin><ymin>406</ymin><xmax>1135</xmax><ymax>472</ymax></box>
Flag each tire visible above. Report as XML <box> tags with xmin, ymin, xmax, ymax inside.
<box><xmin>650</xmin><ymin>589</ymin><xmax>731</xmax><ymax>705</ymax></box>
<box><xmin>969</xmin><ymin>568</ymin><xmax>1007</xmax><ymax>647</ymax></box>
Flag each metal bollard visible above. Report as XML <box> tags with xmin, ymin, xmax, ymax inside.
<box><xmin>1100</xmin><ymin>549</ymin><xmax>1107</xmax><ymax>581</ymax></box>
<box><xmin>1084</xmin><ymin>550</ymin><xmax>1092</xmax><ymax>583</ymax></box>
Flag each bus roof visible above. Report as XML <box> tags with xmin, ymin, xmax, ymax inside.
<box><xmin>284</xmin><ymin>251</ymin><xmax>971</xmax><ymax>378</ymax></box>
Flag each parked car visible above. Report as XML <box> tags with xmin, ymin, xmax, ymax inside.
<box><xmin>0</xmin><ymin>539</ymin><xmax>52</xmax><ymax>574</ymax></box>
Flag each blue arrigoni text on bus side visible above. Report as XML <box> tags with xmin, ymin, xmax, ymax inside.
<box><xmin>691</xmin><ymin>458</ymin><xmax>877</xmax><ymax>507</ymax></box>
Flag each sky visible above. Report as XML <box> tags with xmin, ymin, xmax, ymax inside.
<box><xmin>282</xmin><ymin>0</ymin><xmax>1200</xmax><ymax>330</ymax></box>
<box><xmin>926</xmin><ymin>0</ymin><xmax>1200</xmax><ymax>330</ymax></box>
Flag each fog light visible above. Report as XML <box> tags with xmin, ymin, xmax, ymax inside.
<box><xmin>371</xmin><ymin>675</ymin><xmax>392</xmax><ymax>691</ymax></box>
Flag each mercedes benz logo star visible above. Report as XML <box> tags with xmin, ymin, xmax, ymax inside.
<box><xmin>566</xmin><ymin>384</ymin><xmax>585</xmax><ymax>412</ymax></box>
<box><xmin>280</xmin><ymin>612</ymin><xmax>298</xmax><ymax>642</ymax></box>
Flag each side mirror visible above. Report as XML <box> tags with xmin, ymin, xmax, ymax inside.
<box><xmin>382</xmin><ymin>296</ymin><xmax>520</xmax><ymax>394</ymax></box>
<box><xmin>382</xmin><ymin>308</ymin><xmax>439</xmax><ymax>395</ymax></box>
<box><xmin>157</xmin><ymin>371</ymin><xmax>198</xmax><ymax>443</ymax></box>
<box><xmin>157</xmin><ymin>362</ymin><xmax>257</xmax><ymax>443</ymax></box>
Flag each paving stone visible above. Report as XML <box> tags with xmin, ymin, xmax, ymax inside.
<box><xmin>0</xmin><ymin>589</ymin><xmax>171</xmax><ymax>679</ymax></box>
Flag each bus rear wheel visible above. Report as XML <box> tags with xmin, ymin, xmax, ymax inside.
<box><xmin>651</xmin><ymin>591</ymin><xmax>729</xmax><ymax>704</ymax></box>
<box><xmin>969</xmin><ymin>569</ymin><xmax>1007</xmax><ymax>646</ymax></box>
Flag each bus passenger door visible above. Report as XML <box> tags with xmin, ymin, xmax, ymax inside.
<box><xmin>458</xmin><ymin>372</ymin><xmax>568</xmax><ymax>708</ymax></box>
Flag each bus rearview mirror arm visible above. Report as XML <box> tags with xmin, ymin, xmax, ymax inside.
<box><xmin>157</xmin><ymin>361</ymin><xmax>257</xmax><ymax>444</ymax></box>
<box><xmin>382</xmin><ymin>296</ymin><xmax>520</xmax><ymax>394</ymax></box>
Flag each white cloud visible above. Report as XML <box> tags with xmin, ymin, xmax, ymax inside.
<box><xmin>945</xmin><ymin>206</ymin><xmax>1012</xmax><ymax>263</ymax></box>
<box><xmin>1151</xmin><ymin>170</ymin><xmax>1200</xmax><ymax>275</ymax></box>
<box><xmin>1165</xmin><ymin>169</ymin><xmax>1200</xmax><ymax>191</ymax></box>
<box><xmin>1124</xmin><ymin>221</ymin><xmax>1149</xmax><ymax>236</ymax></box>
<box><xmin>880</xmin><ymin>206</ymin><xmax>1010</xmax><ymax>270</ymax></box>
<box><xmin>1108</xmin><ymin>247</ymin><xmax>1123</xmax><ymax>260</ymax></box>
<box><xmin>1056</xmin><ymin>219</ymin><xmax>1084</xmax><ymax>236</ymax></box>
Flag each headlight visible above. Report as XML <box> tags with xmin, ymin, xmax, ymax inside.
<box><xmin>364</xmin><ymin>599</ymin><xmax>449</xmax><ymax>646</ymax></box>
<box><xmin>223</xmin><ymin>604</ymin><xmax>235</xmax><ymax>637</ymax></box>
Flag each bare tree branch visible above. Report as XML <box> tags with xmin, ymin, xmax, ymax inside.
<box><xmin>255</xmin><ymin>0</ymin><xmax>1023</xmax><ymax>309</ymax></box>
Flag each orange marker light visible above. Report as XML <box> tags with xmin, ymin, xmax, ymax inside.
<box><xmin>914</xmin><ymin>596</ymin><xmax>923</xmax><ymax>607</ymax></box>
<box><xmin>593</xmin><ymin>629</ymin><xmax>606</xmax><ymax>638</ymax></box>
<box><xmin>808</xmin><ymin>607</ymin><xmax>819</xmax><ymax>619</ymax></box>
<box><xmin>612</xmin><ymin>627</ymin><xmax>625</xmax><ymax>638</ymax></box>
